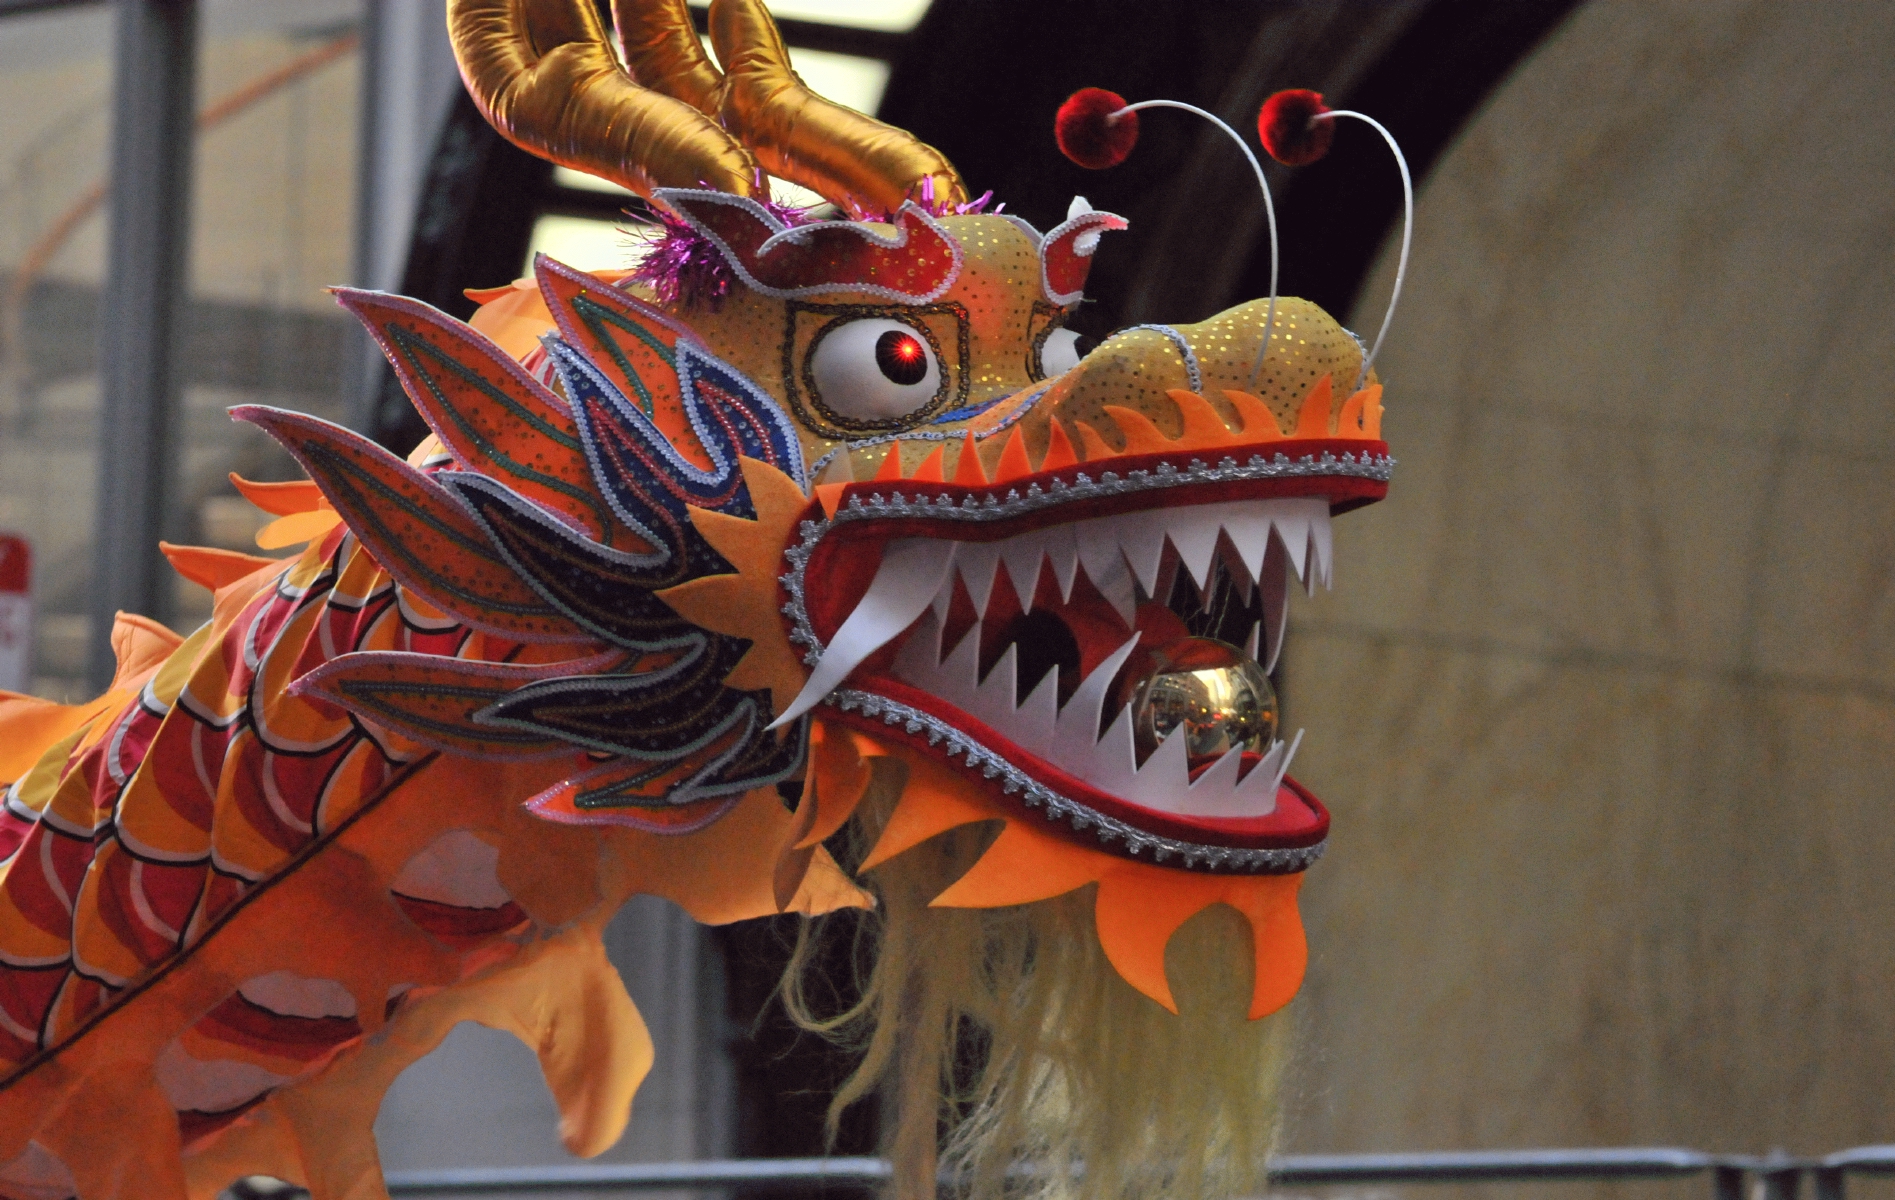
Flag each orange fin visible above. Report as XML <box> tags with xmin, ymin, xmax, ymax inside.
<box><xmin>334</xmin><ymin>288</ymin><xmax>610</xmax><ymax>539</ymax></box>
<box><xmin>229</xmin><ymin>473</ymin><xmax>323</xmax><ymax>517</ymax></box>
<box><xmin>232</xmin><ymin>405</ymin><xmax>587</xmax><ymax>644</ymax></box>
<box><xmin>159</xmin><ymin>543</ymin><xmax>282</xmax><ymax>592</ymax></box>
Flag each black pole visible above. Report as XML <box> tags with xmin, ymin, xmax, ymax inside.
<box><xmin>87</xmin><ymin>0</ymin><xmax>197</xmax><ymax>691</ymax></box>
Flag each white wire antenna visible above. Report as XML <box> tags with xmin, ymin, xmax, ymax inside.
<box><xmin>1108</xmin><ymin>99</ymin><xmax>1281</xmax><ymax>391</ymax></box>
<box><xmin>1311</xmin><ymin>110</ymin><xmax>1413</xmax><ymax>392</ymax></box>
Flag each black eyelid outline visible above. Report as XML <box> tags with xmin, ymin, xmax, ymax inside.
<box><xmin>1027</xmin><ymin>299</ymin><xmax>1082</xmax><ymax>382</ymax></box>
<box><xmin>783</xmin><ymin>300</ymin><xmax>972</xmax><ymax>439</ymax></box>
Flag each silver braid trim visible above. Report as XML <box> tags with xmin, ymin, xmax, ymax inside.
<box><xmin>826</xmin><ymin>689</ymin><xmax>1326</xmax><ymax>874</ymax></box>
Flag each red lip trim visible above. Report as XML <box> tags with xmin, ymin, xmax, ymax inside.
<box><xmin>830</xmin><ymin>674</ymin><xmax>1330</xmax><ymax>863</ymax></box>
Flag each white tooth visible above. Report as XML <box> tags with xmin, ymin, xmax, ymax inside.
<box><xmin>1221</xmin><ymin>509</ymin><xmax>1274</xmax><ymax>584</ymax></box>
<box><xmin>935</xmin><ymin>620</ymin><xmax>984</xmax><ymax>710</ymax></box>
<box><xmin>1168</xmin><ymin>516</ymin><xmax>1220</xmax><ymax>593</ymax></box>
<box><xmin>1244</xmin><ymin>620</ymin><xmax>1260</xmax><ymax>662</ymax></box>
<box><xmin>1186</xmin><ymin>745</ymin><xmax>1246</xmax><ymax>800</ymax></box>
<box><xmin>1270</xmin><ymin>728</ymin><xmax>1304</xmax><ymax>795</ymax></box>
<box><xmin>1218</xmin><ymin>534</ymin><xmax>1254</xmax><ymax>605</ymax></box>
<box><xmin>1154</xmin><ymin>548</ymin><xmax>1184</xmax><ymax>607</ymax></box>
<box><xmin>1237</xmin><ymin>740</ymin><xmax>1285</xmax><ymax>810</ymax></box>
<box><xmin>955</xmin><ymin>542</ymin><xmax>1002</xmax><ymax>617</ymax></box>
<box><xmin>892</xmin><ymin>609</ymin><xmax>944</xmax><ymax>685</ymax></box>
<box><xmin>1088</xmin><ymin>703</ymin><xmax>1141</xmax><ymax>793</ymax></box>
<box><xmin>1261</xmin><ymin>539</ymin><xmax>1289</xmax><ymax>674</ymax></box>
<box><xmin>1012</xmin><ymin>668</ymin><xmax>1060</xmax><ymax>756</ymax></box>
<box><xmin>773</xmin><ymin>539</ymin><xmax>956</xmax><ymax>727</ymax></box>
<box><xmin>1050</xmin><ymin>635</ymin><xmax>1140</xmax><ymax>770</ymax></box>
<box><xmin>1127</xmin><ymin>723</ymin><xmax>1192</xmax><ymax>808</ymax></box>
<box><xmin>1043</xmin><ymin>525</ymin><xmax>1081</xmax><ymax>602</ymax></box>
<box><xmin>1311</xmin><ymin>510</ymin><xmax>1334</xmax><ymax>591</ymax></box>
<box><xmin>1001</xmin><ymin>532</ymin><xmax>1046</xmax><ymax>612</ymax></box>
<box><xmin>1273</xmin><ymin>512</ymin><xmax>1310</xmax><ymax>582</ymax></box>
<box><xmin>967</xmin><ymin>643</ymin><xmax>1019</xmax><ymax>732</ymax></box>
<box><xmin>1116</xmin><ymin>512</ymin><xmax>1170</xmax><ymax>598</ymax></box>
<box><xmin>1077</xmin><ymin>529</ymin><xmax>1138</xmax><ymax>627</ymax></box>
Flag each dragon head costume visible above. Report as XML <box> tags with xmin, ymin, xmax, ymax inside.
<box><xmin>0</xmin><ymin>1</ymin><xmax>1392</xmax><ymax>1197</ymax></box>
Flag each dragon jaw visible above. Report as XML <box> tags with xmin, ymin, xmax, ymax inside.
<box><xmin>679</xmin><ymin>368</ymin><xmax>1388</xmax><ymax>877</ymax></box>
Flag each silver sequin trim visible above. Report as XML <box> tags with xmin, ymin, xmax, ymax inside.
<box><xmin>826</xmin><ymin>689</ymin><xmax>1325</xmax><ymax>873</ymax></box>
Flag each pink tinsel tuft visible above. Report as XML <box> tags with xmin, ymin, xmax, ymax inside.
<box><xmin>629</xmin><ymin>192</ymin><xmax>818</xmax><ymax>309</ymax></box>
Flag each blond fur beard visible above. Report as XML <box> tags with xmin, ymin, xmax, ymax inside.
<box><xmin>786</xmin><ymin>764</ymin><xmax>1294</xmax><ymax>1200</ymax></box>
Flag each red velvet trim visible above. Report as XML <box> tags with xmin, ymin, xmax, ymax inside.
<box><xmin>832</xmin><ymin>674</ymin><xmax>1329</xmax><ymax>858</ymax></box>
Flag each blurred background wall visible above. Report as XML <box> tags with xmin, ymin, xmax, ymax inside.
<box><xmin>0</xmin><ymin>0</ymin><xmax>1889</xmax><ymax>1188</ymax></box>
<box><xmin>1285</xmin><ymin>0</ymin><xmax>1895</xmax><ymax>1163</ymax></box>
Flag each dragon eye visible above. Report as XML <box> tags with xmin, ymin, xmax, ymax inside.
<box><xmin>809</xmin><ymin>318</ymin><xmax>942</xmax><ymax>421</ymax></box>
<box><xmin>1038</xmin><ymin>327</ymin><xmax>1093</xmax><ymax>378</ymax></box>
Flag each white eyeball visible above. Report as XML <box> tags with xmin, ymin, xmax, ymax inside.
<box><xmin>808</xmin><ymin>318</ymin><xmax>941</xmax><ymax>422</ymax></box>
<box><xmin>1039</xmin><ymin>327</ymin><xmax>1086</xmax><ymax>378</ymax></box>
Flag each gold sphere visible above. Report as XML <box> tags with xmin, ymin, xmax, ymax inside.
<box><xmin>1112</xmin><ymin>637</ymin><xmax>1279</xmax><ymax>768</ymax></box>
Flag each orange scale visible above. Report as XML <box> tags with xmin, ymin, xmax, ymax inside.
<box><xmin>311</xmin><ymin>737</ymin><xmax>393</xmax><ymax>834</ymax></box>
<box><xmin>69</xmin><ymin>843</ymin><xmax>174</xmax><ymax>985</ymax></box>
<box><xmin>0</xmin><ymin>826</ymin><xmax>82</xmax><ymax>950</ymax></box>
<box><xmin>209</xmin><ymin>731</ymin><xmax>306</xmax><ymax>878</ymax></box>
<box><xmin>0</xmin><ymin>963</ymin><xmax>62</xmax><ymax>1060</ymax></box>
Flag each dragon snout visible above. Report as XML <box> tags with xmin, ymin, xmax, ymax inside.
<box><xmin>1041</xmin><ymin>296</ymin><xmax>1371</xmax><ymax>443</ymax></box>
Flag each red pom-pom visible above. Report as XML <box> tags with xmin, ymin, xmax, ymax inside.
<box><xmin>1258</xmin><ymin>89</ymin><xmax>1334</xmax><ymax>166</ymax></box>
<box><xmin>1055</xmin><ymin>88</ymin><xmax>1138</xmax><ymax>170</ymax></box>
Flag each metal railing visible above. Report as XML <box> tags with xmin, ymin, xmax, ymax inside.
<box><xmin>373</xmin><ymin>1147</ymin><xmax>1895</xmax><ymax>1199</ymax></box>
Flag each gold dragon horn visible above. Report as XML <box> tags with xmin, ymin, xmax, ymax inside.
<box><xmin>448</xmin><ymin>0</ymin><xmax>760</xmax><ymax>199</ymax></box>
<box><xmin>614</xmin><ymin>0</ymin><xmax>968</xmax><ymax>215</ymax></box>
<box><xmin>698</xmin><ymin>0</ymin><xmax>968</xmax><ymax>214</ymax></box>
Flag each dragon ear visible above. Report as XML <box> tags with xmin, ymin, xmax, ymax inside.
<box><xmin>1039</xmin><ymin>206</ymin><xmax>1130</xmax><ymax>306</ymax></box>
<box><xmin>333</xmin><ymin>287</ymin><xmax>612</xmax><ymax>541</ymax></box>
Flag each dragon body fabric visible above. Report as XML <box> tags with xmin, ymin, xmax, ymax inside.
<box><xmin>0</xmin><ymin>1</ymin><xmax>1392</xmax><ymax>1197</ymax></box>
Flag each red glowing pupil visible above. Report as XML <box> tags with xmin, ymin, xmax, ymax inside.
<box><xmin>874</xmin><ymin>330</ymin><xmax>930</xmax><ymax>386</ymax></box>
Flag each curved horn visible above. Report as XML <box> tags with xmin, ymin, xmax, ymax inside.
<box><xmin>708</xmin><ymin>0</ymin><xmax>967</xmax><ymax>213</ymax></box>
<box><xmin>613</xmin><ymin>0</ymin><xmax>965</xmax><ymax>215</ymax></box>
<box><xmin>448</xmin><ymin>0</ymin><xmax>760</xmax><ymax>199</ymax></box>
<box><xmin>614</xmin><ymin>0</ymin><xmax>724</xmax><ymax>115</ymax></box>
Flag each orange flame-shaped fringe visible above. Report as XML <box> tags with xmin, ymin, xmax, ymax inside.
<box><xmin>857</xmin><ymin>375</ymin><xmax>1384</xmax><ymax>485</ymax></box>
<box><xmin>801</xmin><ymin>719</ymin><xmax>1308</xmax><ymax>1019</ymax></box>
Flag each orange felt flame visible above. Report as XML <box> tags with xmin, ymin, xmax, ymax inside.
<box><xmin>1074</xmin><ymin>420</ymin><xmax>1116</xmax><ymax>461</ymax></box>
<box><xmin>1165</xmin><ymin>388</ymin><xmax>1236</xmax><ymax>445</ymax></box>
<box><xmin>993</xmin><ymin>427</ymin><xmax>1033</xmax><ymax>482</ymax></box>
<box><xmin>815</xmin><ymin>482</ymin><xmax>850</xmax><ymax>519</ymax></box>
<box><xmin>951</xmin><ymin>431</ymin><xmax>987</xmax><ymax>484</ymax></box>
<box><xmin>1220</xmin><ymin>389</ymin><xmax>1287</xmax><ymax>441</ymax></box>
<box><xmin>1291</xmin><ymin>375</ymin><xmax>1334</xmax><ymax>439</ymax></box>
<box><xmin>255</xmin><ymin>509</ymin><xmax>343</xmax><ymax>551</ymax></box>
<box><xmin>1039</xmin><ymin>419</ymin><xmax>1080</xmax><ymax>471</ymax></box>
<box><xmin>159</xmin><ymin>543</ymin><xmax>283</xmax><ymax>592</ymax></box>
<box><xmin>229</xmin><ymin>473</ymin><xmax>324</xmax><ymax>517</ymax></box>
<box><xmin>1075</xmin><ymin>376</ymin><xmax>1382</xmax><ymax>457</ymax></box>
<box><xmin>1335</xmin><ymin>382</ymin><xmax>1383</xmax><ymax>438</ymax></box>
<box><xmin>908</xmin><ymin>445</ymin><xmax>946</xmax><ymax>482</ymax></box>
<box><xmin>847</xmin><ymin>730</ymin><xmax>1308</xmax><ymax>1018</ymax></box>
<box><xmin>874</xmin><ymin>444</ymin><xmax>906</xmax><ymax>481</ymax></box>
